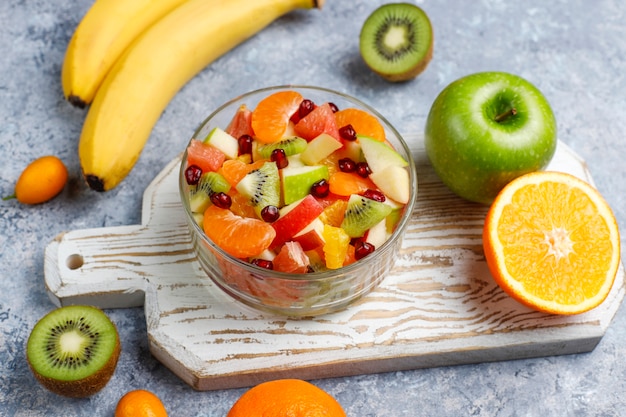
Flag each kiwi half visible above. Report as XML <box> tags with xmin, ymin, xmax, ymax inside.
<box><xmin>359</xmin><ymin>3</ymin><xmax>433</xmax><ymax>82</ymax></box>
<box><xmin>26</xmin><ymin>305</ymin><xmax>121</xmax><ymax>398</ymax></box>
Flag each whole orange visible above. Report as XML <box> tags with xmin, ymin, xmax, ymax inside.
<box><xmin>115</xmin><ymin>389</ymin><xmax>168</xmax><ymax>417</ymax></box>
<box><xmin>12</xmin><ymin>155</ymin><xmax>68</xmax><ymax>204</ymax></box>
<box><xmin>227</xmin><ymin>379</ymin><xmax>346</xmax><ymax>417</ymax></box>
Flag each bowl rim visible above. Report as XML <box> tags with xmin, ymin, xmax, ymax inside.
<box><xmin>179</xmin><ymin>84</ymin><xmax>418</xmax><ymax>281</ymax></box>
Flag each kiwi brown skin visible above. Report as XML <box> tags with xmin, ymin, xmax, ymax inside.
<box><xmin>26</xmin><ymin>305</ymin><xmax>121</xmax><ymax>398</ymax></box>
<box><xmin>359</xmin><ymin>3</ymin><xmax>434</xmax><ymax>82</ymax></box>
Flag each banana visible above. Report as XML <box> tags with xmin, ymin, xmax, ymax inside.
<box><xmin>79</xmin><ymin>0</ymin><xmax>325</xmax><ymax>192</ymax></box>
<box><xmin>62</xmin><ymin>0</ymin><xmax>190</xmax><ymax>108</ymax></box>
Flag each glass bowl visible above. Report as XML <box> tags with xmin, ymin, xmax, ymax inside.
<box><xmin>179</xmin><ymin>85</ymin><xmax>417</xmax><ymax>317</ymax></box>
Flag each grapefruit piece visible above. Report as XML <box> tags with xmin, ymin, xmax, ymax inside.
<box><xmin>186</xmin><ymin>139</ymin><xmax>226</xmax><ymax>173</ymax></box>
<box><xmin>294</xmin><ymin>102</ymin><xmax>341</xmax><ymax>141</ymax></box>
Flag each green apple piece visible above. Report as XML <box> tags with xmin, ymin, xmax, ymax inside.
<box><xmin>358</xmin><ymin>135</ymin><xmax>408</xmax><ymax>173</ymax></box>
<box><xmin>192</xmin><ymin>212</ymin><xmax>204</xmax><ymax>228</ymax></box>
<box><xmin>287</xmin><ymin>154</ymin><xmax>305</xmax><ymax>168</ymax></box>
<box><xmin>335</xmin><ymin>140</ymin><xmax>363</xmax><ymax>163</ymax></box>
<box><xmin>281</xmin><ymin>164</ymin><xmax>329</xmax><ymax>205</ymax></box>
<box><xmin>385</xmin><ymin>206</ymin><xmax>403</xmax><ymax>235</ymax></box>
<box><xmin>365</xmin><ymin>218</ymin><xmax>387</xmax><ymax>249</ymax></box>
<box><xmin>424</xmin><ymin>71</ymin><xmax>557</xmax><ymax>204</ymax></box>
<box><xmin>203</xmin><ymin>127</ymin><xmax>239</xmax><ymax>159</ymax></box>
<box><xmin>369</xmin><ymin>165</ymin><xmax>411</xmax><ymax>204</ymax></box>
<box><xmin>254</xmin><ymin>249</ymin><xmax>276</xmax><ymax>261</ymax></box>
<box><xmin>300</xmin><ymin>133</ymin><xmax>343</xmax><ymax>165</ymax></box>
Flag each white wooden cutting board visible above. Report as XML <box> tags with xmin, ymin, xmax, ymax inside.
<box><xmin>43</xmin><ymin>135</ymin><xmax>625</xmax><ymax>391</ymax></box>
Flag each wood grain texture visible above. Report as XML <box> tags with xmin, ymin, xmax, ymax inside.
<box><xmin>43</xmin><ymin>135</ymin><xmax>625</xmax><ymax>391</ymax></box>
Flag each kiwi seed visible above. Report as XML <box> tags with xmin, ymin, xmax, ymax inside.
<box><xmin>26</xmin><ymin>305</ymin><xmax>121</xmax><ymax>398</ymax></box>
<box><xmin>359</xmin><ymin>3</ymin><xmax>434</xmax><ymax>82</ymax></box>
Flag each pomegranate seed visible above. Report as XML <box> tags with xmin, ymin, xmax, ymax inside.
<box><xmin>298</xmin><ymin>99</ymin><xmax>316</xmax><ymax>119</ymax></box>
<box><xmin>328</xmin><ymin>102</ymin><xmax>339</xmax><ymax>113</ymax></box>
<box><xmin>339</xmin><ymin>124</ymin><xmax>357</xmax><ymax>141</ymax></box>
<box><xmin>251</xmin><ymin>258</ymin><xmax>274</xmax><ymax>270</ymax></box>
<box><xmin>310</xmin><ymin>179</ymin><xmax>330</xmax><ymax>198</ymax></box>
<box><xmin>354</xmin><ymin>240</ymin><xmax>375</xmax><ymax>260</ymax></box>
<box><xmin>238</xmin><ymin>135</ymin><xmax>253</xmax><ymax>155</ymax></box>
<box><xmin>338</xmin><ymin>157</ymin><xmax>356</xmax><ymax>173</ymax></box>
<box><xmin>261</xmin><ymin>205</ymin><xmax>280</xmax><ymax>222</ymax></box>
<box><xmin>185</xmin><ymin>165</ymin><xmax>203</xmax><ymax>185</ymax></box>
<box><xmin>210</xmin><ymin>192</ymin><xmax>232</xmax><ymax>209</ymax></box>
<box><xmin>362</xmin><ymin>189</ymin><xmax>386</xmax><ymax>202</ymax></box>
<box><xmin>271</xmin><ymin>149</ymin><xmax>288</xmax><ymax>169</ymax></box>
<box><xmin>356</xmin><ymin>162</ymin><xmax>371</xmax><ymax>178</ymax></box>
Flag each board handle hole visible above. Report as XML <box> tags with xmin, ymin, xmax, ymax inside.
<box><xmin>66</xmin><ymin>254</ymin><xmax>84</xmax><ymax>270</ymax></box>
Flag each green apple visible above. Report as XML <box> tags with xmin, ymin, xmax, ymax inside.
<box><xmin>424</xmin><ymin>71</ymin><xmax>557</xmax><ymax>204</ymax></box>
<box><xmin>203</xmin><ymin>127</ymin><xmax>239</xmax><ymax>159</ymax></box>
<box><xmin>281</xmin><ymin>164</ymin><xmax>329</xmax><ymax>204</ymax></box>
<box><xmin>300</xmin><ymin>133</ymin><xmax>343</xmax><ymax>165</ymax></box>
<box><xmin>358</xmin><ymin>135</ymin><xmax>409</xmax><ymax>173</ymax></box>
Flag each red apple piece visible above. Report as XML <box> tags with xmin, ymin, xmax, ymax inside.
<box><xmin>292</xmin><ymin>217</ymin><xmax>326</xmax><ymax>251</ymax></box>
<box><xmin>270</xmin><ymin>194</ymin><xmax>324</xmax><ymax>249</ymax></box>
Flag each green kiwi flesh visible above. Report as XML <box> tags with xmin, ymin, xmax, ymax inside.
<box><xmin>235</xmin><ymin>160</ymin><xmax>281</xmax><ymax>218</ymax></box>
<box><xmin>26</xmin><ymin>305</ymin><xmax>120</xmax><ymax>398</ymax></box>
<box><xmin>341</xmin><ymin>193</ymin><xmax>393</xmax><ymax>238</ymax></box>
<box><xmin>257</xmin><ymin>136</ymin><xmax>308</xmax><ymax>160</ymax></box>
<box><xmin>189</xmin><ymin>171</ymin><xmax>231</xmax><ymax>213</ymax></box>
<box><xmin>359</xmin><ymin>3</ymin><xmax>433</xmax><ymax>82</ymax></box>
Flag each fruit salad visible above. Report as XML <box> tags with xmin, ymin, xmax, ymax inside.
<box><xmin>182</xmin><ymin>89</ymin><xmax>412</xmax><ymax>274</ymax></box>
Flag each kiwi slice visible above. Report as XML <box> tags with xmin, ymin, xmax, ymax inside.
<box><xmin>359</xmin><ymin>3</ymin><xmax>433</xmax><ymax>82</ymax></box>
<box><xmin>341</xmin><ymin>193</ymin><xmax>393</xmax><ymax>238</ymax></box>
<box><xmin>257</xmin><ymin>136</ymin><xmax>308</xmax><ymax>160</ymax></box>
<box><xmin>189</xmin><ymin>171</ymin><xmax>231</xmax><ymax>213</ymax></box>
<box><xmin>235</xmin><ymin>161</ymin><xmax>281</xmax><ymax>218</ymax></box>
<box><xmin>26</xmin><ymin>305</ymin><xmax>120</xmax><ymax>398</ymax></box>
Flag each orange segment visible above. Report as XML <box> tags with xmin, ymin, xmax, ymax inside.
<box><xmin>251</xmin><ymin>90</ymin><xmax>303</xmax><ymax>143</ymax></box>
<box><xmin>319</xmin><ymin>199</ymin><xmax>348</xmax><ymax>227</ymax></box>
<box><xmin>219</xmin><ymin>158</ymin><xmax>267</xmax><ymax>187</ymax></box>
<box><xmin>483</xmin><ymin>171</ymin><xmax>621</xmax><ymax>315</ymax></box>
<box><xmin>323</xmin><ymin>224</ymin><xmax>350</xmax><ymax>269</ymax></box>
<box><xmin>227</xmin><ymin>379</ymin><xmax>346</xmax><ymax>417</ymax></box>
<box><xmin>203</xmin><ymin>205</ymin><xmax>276</xmax><ymax>259</ymax></box>
<box><xmin>227</xmin><ymin>189</ymin><xmax>258</xmax><ymax>219</ymax></box>
<box><xmin>334</xmin><ymin>107</ymin><xmax>386</xmax><ymax>142</ymax></box>
<box><xmin>328</xmin><ymin>171</ymin><xmax>378</xmax><ymax>196</ymax></box>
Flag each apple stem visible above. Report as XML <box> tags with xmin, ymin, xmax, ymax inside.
<box><xmin>494</xmin><ymin>107</ymin><xmax>517</xmax><ymax>123</ymax></box>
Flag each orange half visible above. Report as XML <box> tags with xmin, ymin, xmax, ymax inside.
<box><xmin>483</xmin><ymin>171</ymin><xmax>621</xmax><ymax>315</ymax></box>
